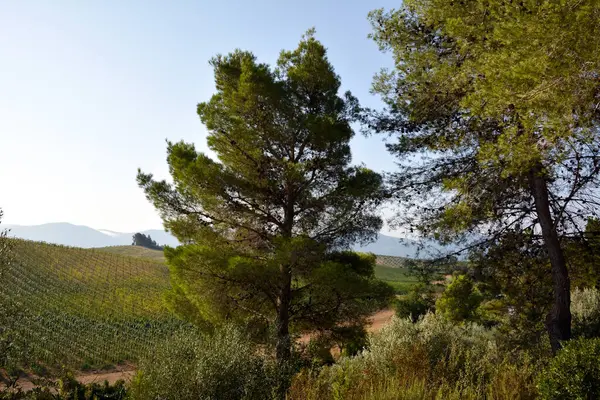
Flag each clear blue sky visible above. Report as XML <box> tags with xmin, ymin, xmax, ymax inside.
<box><xmin>0</xmin><ymin>0</ymin><xmax>399</xmax><ymax>233</ymax></box>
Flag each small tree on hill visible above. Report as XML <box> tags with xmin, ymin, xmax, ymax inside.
<box><xmin>138</xmin><ymin>31</ymin><xmax>392</xmax><ymax>396</ymax></box>
<box><xmin>131</xmin><ymin>233</ymin><xmax>163</xmax><ymax>250</ymax></box>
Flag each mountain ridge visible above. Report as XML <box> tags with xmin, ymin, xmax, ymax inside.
<box><xmin>4</xmin><ymin>222</ymin><xmax>436</xmax><ymax>258</ymax></box>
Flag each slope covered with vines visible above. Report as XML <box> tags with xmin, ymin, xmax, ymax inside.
<box><xmin>0</xmin><ymin>240</ymin><xmax>191</xmax><ymax>374</ymax></box>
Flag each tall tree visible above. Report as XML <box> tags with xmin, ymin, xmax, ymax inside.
<box><xmin>138</xmin><ymin>30</ymin><xmax>390</xmax><ymax>391</ymax></box>
<box><xmin>367</xmin><ymin>2</ymin><xmax>600</xmax><ymax>352</ymax></box>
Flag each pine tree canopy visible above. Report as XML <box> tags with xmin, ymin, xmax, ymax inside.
<box><xmin>367</xmin><ymin>1</ymin><xmax>600</xmax><ymax>351</ymax></box>
<box><xmin>137</xmin><ymin>31</ymin><xmax>392</xmax><ymax>350</ymax></box>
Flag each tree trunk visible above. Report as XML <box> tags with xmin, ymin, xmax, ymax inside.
<box><xmin>529</xmin><ymin>165</ymin><xmax>572</xmax><ymax>353</ymax></box>
<box><xmin>274</xmin><ymin>263</ymin><xmax>292</xmax><ymax>399</ymax></box>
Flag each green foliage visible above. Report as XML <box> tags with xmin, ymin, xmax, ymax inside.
<box><xmin>469</xmin><ymin>232</ymin><xmax>552</xmax><ymax>347</ymax></box>
<box><xmin>130</xmin><ymin>326</ymin><xmax>276</xmax><ymax>400</ymax></box>
<box><xmin>137</xmin><ymin>30</ymin><xmax>389</xmax><ymax>369</ymax></box>
<box><xmin>289</xmin><ymin>313</ymin><xmax>538</xmax><ymax>400</ymax></box>
<box><xmin>372</xmin><ymin>264</ymin><xmax>419</xmax><ymax>294</ymax></box>
<box><xmin>571</xmin><ymin>288</ymin><xmax>600</xmax><ymax>340</ymax></box>
<box><xmin>395</xmin><ymin>283</ymin><xmax>435</xmax><ymax>322</ymax></box>
<box><xmin>436</xmin><ymin>275</ymin><xmax>483</xmax><ymax>323</ymax></box>
<box><xmin>565</xmin><ymin>218</ymin><xmax>600</xmax><ymax>289</ymax></box>
<box><xmin>367</xmin><ymin>0</ymin><xmax>600</xmax><ymax>351</ymax></box>
<box><xmin>537</xmin><ymin>337</ymin><xmax>600</xmax><ymax>400</ymax></box>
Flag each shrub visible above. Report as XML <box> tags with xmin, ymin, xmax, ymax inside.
<box><xmin>129</xmin><ymin>325</ymin><xmax>275</xmax><ymax>400</ymax></box>
<box><xmin>288</xmin><ymin>313</ymin><xmax>538</xmax><ymax>400</ymax></box>
<box><xmin>571</xmin><ymin>287</ymin><xmax>600</xmax><ymax>339</ymax></box>
<box><xmin>395</xmin><ymin>284</ymin><xmax>435</xmax><ymax>322</ymax></box>
<box><xmin>537</xmin><ymin>337</ymin><xmax>600</xmax><ymax>399</ymax></box>
<box><xmin>436</xmin><ymin>275</ymin><xmax>483</xmax><ymax>323</ymax></box>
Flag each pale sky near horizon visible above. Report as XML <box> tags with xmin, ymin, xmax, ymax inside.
<box><xmin>1</xmin><ymin>0</ymin><xmax>401</xmax><ymax>234</ymax></box>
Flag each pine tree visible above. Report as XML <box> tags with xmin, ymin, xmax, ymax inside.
<box><xmin>367</xmin><ymin>1</ymin><xmax>600</xmax><ymax>352</ymax></box>
<box><xmin>138</xmin><ymin>30</ymin><xmax>391</xmax><ymax>393</ymax></box>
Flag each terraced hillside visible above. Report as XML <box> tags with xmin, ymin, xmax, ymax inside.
<box><xmin>0</xmin><ymin>240</ymin><xmax>191</xmax><ymax>374</ymax></box>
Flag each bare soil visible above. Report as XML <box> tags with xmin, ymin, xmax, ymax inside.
<box><xmin>1</xmin><ymin>366</ymin><xmax>136</xmax><ymax>392</ymax></box>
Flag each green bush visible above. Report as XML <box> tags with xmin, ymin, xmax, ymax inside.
<box><xmin>538</xmin><ymin>337</ymin><xmax>600</xmax><ymax>400</ymax></box>
<box><xmin>289</xmin><ymin>313</ymin><xmax>538</xmax><ymax>400</ymax></box>
<box><xmin>395</xmin><ymin>284</ymin><xmax>435</xmax><ymax>322</ymax></box>
<box><xmin>571</xmin><ymin>288</ymin><xmax>600</xmax><ymax>339</ymax></box>
<box><xmin>129</xmin><ymin>325</ymin><xmax>275</xmax><ymax>400</ymax></box>
<box><xmin>436</xmin><ymin>275</ymin><xmax>483</xmax><ymax>323</ymax></box>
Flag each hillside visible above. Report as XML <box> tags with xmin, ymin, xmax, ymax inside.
<box><xmin>0</xmin><ymin>239</ymin><xmax>418</xmax><ymax>377</ymax></box>
<box><xmin>100</xmin><ymin>246</ymin><xmax>166</xmax><ymax>262</ymax></box>
<box><xmin>0</xmin><ymin>239</ymin><xmax>191</xmax><ymax>372</ymax></box>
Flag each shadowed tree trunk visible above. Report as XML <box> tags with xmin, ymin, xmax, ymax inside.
<box><xmin>530</xmin><ymin>165</ymin><xmax>572</xmax><ymax>353</ymax></box>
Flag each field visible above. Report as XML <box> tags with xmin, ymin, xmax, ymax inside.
<box><xmin>99</xmin><ymin>245</ymin><xmax>165</xmax><ymax>262</ymax></box>
<box><xmin>373</xmin><ymin>264</ymin><xmax>420</xmax><ymax>294</ymax></box>
<box><xmin>0</xmin><ymin>240</ymin><xmax>191</xmax><ymax>374</ymax></box>
<box><xmin>0</xmin><ymin>241</ymin><xmax>418</xmax><ymax>379</ymax></box>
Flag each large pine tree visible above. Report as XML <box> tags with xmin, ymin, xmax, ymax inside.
<box><xmin>367</xmin><ymin>1</ymin><xmax>600</xmax><ymax>352</ymax></box>
<box><xmin>138</xmin><ymin>31</ymin><xmax>391</xmax><ymax>383</ymax></box>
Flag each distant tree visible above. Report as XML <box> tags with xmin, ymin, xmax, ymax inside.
<box><xmin>367</xmin><ymin>1</ymin><xmax>600</xmax><ymax>352</ymax></box>
<box><xmin>131</xmin><ymin>233</ymin><xmax>163</xmax><ymax>250</ymax></box>
<box><xmin>137</xmin><ymin>31</ymin><xmax>392</xmax><ymax>396</ymax></box>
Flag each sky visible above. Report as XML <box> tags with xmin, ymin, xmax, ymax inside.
<box><xmin>0</xmin><ymin>0</ymin><xmax>400</xmax><ymax>233</ymax></box>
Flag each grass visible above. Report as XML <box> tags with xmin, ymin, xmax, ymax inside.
<box><xmin>99</xmin><ymin>245</ymin><xmax>166</xmax><ymax>262</ymax></box>
<box><xmin>373</xmin><ymin>264</ymin><xmax>419</xmax><ymax>294</ymax></box>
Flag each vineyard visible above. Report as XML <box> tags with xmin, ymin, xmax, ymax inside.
<box><xmin>0</xmin><ymin>240</ymin><xmax>417</xmax><ymax>379</ymax></box>
<box><xmin>0</xmin><ymin>240</ymin><xmax>192</xmax><ymax>374</ymax></box>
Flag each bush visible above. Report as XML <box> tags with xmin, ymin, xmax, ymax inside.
<box><xmin>436</xmin><ymin>275</ymin><xmax>483</xmax><ymax>323</ymax></box>
<box><xmin>288</xmin><ymin>313</ymin><xmax>538</xmax><ymax>400</ymax></box>
<box><xmin>395</xmin><ymin>284</ymin><xmax>435</xmax><ymax>322</ymax></box>
<box><xmin>537</xmin><ymin>337</ymin><xmax>600</xmax><ymax>399</ymax></box>
<box><xmin>571</xmin><ymin>287</ymin><xmax>600</xmax><ymax>339</ymax></box>
<box><xmin>130</xmin><ymin>325</ymin><xmax>276</xmax><ymax>400</ymax></box>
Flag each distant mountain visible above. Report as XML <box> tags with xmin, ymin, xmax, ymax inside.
<box><xmin>353</xmin><ymin>234</ymin><xmax>444</xmax><ymax>259</ymax></box>
<box><xmin>4</xmin><ymin>223</ymin><xmax>179</xmax><ymax>249</ymax></box>
<box><xmin>4</xmin><ymin>223</ymin><xmax>441</xmax><ymax>257</ymax></box>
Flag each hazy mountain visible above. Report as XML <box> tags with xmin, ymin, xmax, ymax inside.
<box><xmin>4</xmin><ymin>223</ymin><xmax>441</xmax><ymax>257</ymax></box>
<box><xmin>4</xmin><ymin>223</ymin><xmax>179</xmax><ymax>249</ymax></box>
<box><xmin>353</xmin><ymin>234</ymin><xmax>445</xmax><ymax>259</ymax></box>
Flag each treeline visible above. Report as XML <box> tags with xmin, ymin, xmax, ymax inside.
<box><xmin>131</xmin><ymin>233</ymin><xmax>163</xmax><ymax>251</ymax></box>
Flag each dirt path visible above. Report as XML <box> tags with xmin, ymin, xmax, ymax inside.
<box><xmin>366</xmin><ymin>308</ymin><xmax>395</xmax><ymax>332</ymax></box>
<box><xmin>5</xmin><ymin>309</ymin><xmax>395</xmax><ymax>391</ymax></box>
<box><xmin>298</xmin><ymin>308</ymin><xmax>394</xmax><ymax>344</ymax></box>
<box><xmin>1</xmin><ymin>368</ymin><xmax>136</xmax><ymax>392</ymax></box>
